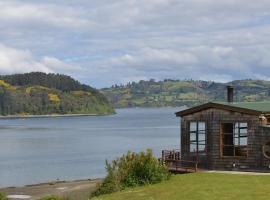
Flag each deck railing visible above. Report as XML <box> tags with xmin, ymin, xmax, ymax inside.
<box><xmin>162</xmin><ymin>149</ymin><xmax>181</xmax><ymax>161</ymax></box>
<box><xmin>161</xmin><ymin>149</ymin><xmax>198</xmax><ymax>173</ymax></box>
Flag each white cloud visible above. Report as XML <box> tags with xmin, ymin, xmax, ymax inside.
<box><xmin>42</xmin><ymin>57</ymin><xmax>81</xmax><ymax>71</ymax></box>
<box><xmin>0</xmin><ymin>1</ymin><xmax>93</xmax><ymax>29</ymax></box>
<box><xmin>199</xmin><ymin>74</ymin><xmax>233</xmax><ymax>83</ymax></box>
<box><xmin>1</xmin><ymin>0</ymin><xmax>270</xmax><ymax>87</ymax></box>
<box><xmin>110</xmin><ymin>47</ymin><xmax>198</xmax><ymax>71</ymax></box>
<box><xmin>0</xmin><ymin>44</ymin><xmax>80</xmax><ymax>75</ymax></box>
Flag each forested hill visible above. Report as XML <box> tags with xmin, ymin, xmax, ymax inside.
<box><xmin>0</xmin><ymin>72</ymin><xmax>114</xmax><ymax>116</ymax></box>
<box><xmin>101</xmin><ymin>79</ymin><xmax>270</xmax><ymax>108</ymax></box>
<box><xmin>0</xmin><ymin>72</ymin><xmax>94</xmax><ymax>93</ymax></box>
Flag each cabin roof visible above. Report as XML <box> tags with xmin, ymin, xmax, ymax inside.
<box><xmin>175</xmin><ymin>101</ymin><xmax>270</xmax><ymax>117</ymax></box>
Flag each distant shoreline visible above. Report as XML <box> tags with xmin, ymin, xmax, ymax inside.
<box><xmin>0</xmin><ymin>113</ymin><xmax>115</xmax><ymax>119</ymax></box>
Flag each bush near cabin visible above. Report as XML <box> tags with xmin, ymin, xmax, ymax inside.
<box><xmin>0</xmin><ymin>193</ymin><xmax>8</xmax><ymax>200</ymax></box>
<box><xmin>92</xmin><ymin>149</ymin><xmax>170</xmax><ymax>197</ymax></box>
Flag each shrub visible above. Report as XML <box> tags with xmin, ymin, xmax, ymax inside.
<box><xmin>0</xmin><ymin>193</ymin><xmax>8</xmax><ymax>200</ymax></box>
<box><xmin>93</xmin><ymin>149</ymin><xmax>170</xmax><ymax>196</ymax></box>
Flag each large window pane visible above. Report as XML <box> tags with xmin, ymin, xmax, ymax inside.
<box><xmin>223</xmin><ymin>146</ymin><xmax>234</xmax><ymax>156</ymax></box>
<box><xmin>224</xmin><ymin>134</ymin><xmax>233</xmax><ymax>145</ymax></box>
<box><xmin>198</xmin><ymin>144</ymin><xmax>205</xmax><ymax>152</ymax></box>
<box><xmin>234</xmin><ymin>137</ymin><xmax>239</xmax><ymax>146</ymax></box>
<box><xmin>239</xmin><ymin>137</ymin><xmax>247</xmax><ymax>146</ymax></box>
<box><xmin>240</xmin><ymin>128</ymin><xmax>247</xmax><ymax>134</ymax></box>
<box><xmin>190</xmin><ymin>133</ymin><xmax>196</xmax><ymax>142</ymax></box>
<box><xmin>190</xmin><ymin>122</ymin><xmax>197</xmax><ymax>132</ymax></box>
<box><xmin>198</xmin><ymin>134</ymin><xmax>205</xmax><ymax>143</ymax></box>
<box><xmin>240</xmin><ymin>123</ymin><xmax>247</xmax><ymax>128</ymax></box>
<box><xmin>190</xmin><ymin>143</ymin><xmax>197</xmax><ymax>153</ymax></box>
<box><xmin>189</xmin><ymin>122</ymin><xmax>206</xmax><ymax>154</ymax></box>
<box><xmin>198</xmin><ymin>122</ymin><xmax>205</xmax><ymax>131</ymax></box>
<box><xmin>223</xmin><ymin>123</ymin><xmax>233</xmax><ymax>134</ymax></box>
<box><xmin>222</xmin><ymin>122</ymin><xmax>248</xmax><ymax>157</ymax></box>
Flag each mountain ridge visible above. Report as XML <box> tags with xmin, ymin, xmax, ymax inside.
<box><xmin>101</xmin><ymin>79</ymin><xmax>270</xmax><ymax>108</ymax></box>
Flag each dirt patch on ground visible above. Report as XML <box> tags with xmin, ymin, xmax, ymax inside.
<box><xmin>0</xmin><ymin>179</ymin><xmax>102</xmax><ymax>200</ymax></box>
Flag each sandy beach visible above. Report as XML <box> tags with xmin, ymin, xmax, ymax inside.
<box><xmin>0</xmin><ymin>179</ymin><xmax>102</xmax><ymax>200</ymax></box>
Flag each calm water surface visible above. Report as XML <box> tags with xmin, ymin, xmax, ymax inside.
<box><xmin>0</xmin><ymin>108</ymin><xmax>181</xmax><ymax>187</ymax></box>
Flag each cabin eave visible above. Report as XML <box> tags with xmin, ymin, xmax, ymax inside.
<box><xmin>175</xmin><ymin>102</ymin><xmax>270</xmax><ymax>117</ymax></box>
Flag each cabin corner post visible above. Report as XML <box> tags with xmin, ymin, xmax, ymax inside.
<box><xmin>180</xmin><ymin>117</ymin><xmax>186</xmax><ymax>160</ymax></box>
<box><xmin>180</xmin><ymin>117</ymin><xmax>182</xmax><ymax>155</ymax></box>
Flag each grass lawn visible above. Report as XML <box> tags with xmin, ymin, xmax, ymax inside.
<box><xmin>92</xmin><ymin>172</ymin><xmax>270</xmax><ymax>200</ymax></box>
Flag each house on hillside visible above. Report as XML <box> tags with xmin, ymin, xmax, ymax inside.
<box><xmin>163</xmin><ymin>86</ymin><xmax>270</xmax><ymax>172</ymax></box>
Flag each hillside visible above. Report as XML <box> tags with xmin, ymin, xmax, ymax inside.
<box><xmin>101</xmin><ymin>79</ymin><xmax>270</xmax><ymax>108</ymax></box>
<box><xmin>0</xmin><ymin>72</ymin><xmax>114</xmax><ymax>116</ymax></box>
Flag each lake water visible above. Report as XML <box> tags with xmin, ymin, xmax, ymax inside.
<box><xmin>0</xmin><ymin>108</ymin><xmax>181</xmax><ymax>187</ymax></box>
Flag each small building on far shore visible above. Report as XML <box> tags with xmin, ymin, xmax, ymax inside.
<box><xmin>173</xmin><ymin>86</ymin><xmax>270</xmax><ymax>172</ymax></box>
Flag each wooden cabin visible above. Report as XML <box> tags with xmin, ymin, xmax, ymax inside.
<box><xmin>163</xmin><ymin>86</ymin><xmax>270</xmax><ymax>172</ymax></box>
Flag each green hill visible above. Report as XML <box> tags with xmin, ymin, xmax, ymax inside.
<box><xmin>101</xmin><ymin>79</ymin><xmax>270</xmax><ymax>108</ymax></box>
<box><xmin>0</xmin><ymin>72</ymin><xmax>114</xmax><ymax>116</ymax></box>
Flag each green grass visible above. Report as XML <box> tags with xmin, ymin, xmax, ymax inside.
<box><xmin>91</xmin><ymin>173</ymin><xmax>270</xmax><ymax>200</ymax></box>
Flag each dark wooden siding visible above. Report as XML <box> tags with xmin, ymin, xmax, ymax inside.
<box><xmin>181</xmin><ymin>108</ymin><xmax>270</xmax><ymax>171</ymax></box>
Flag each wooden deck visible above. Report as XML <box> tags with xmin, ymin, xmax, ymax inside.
<box><xmin>161</xmin><ymin>150</ymin><xmax>198</xmax><ymax>173</ymax></box>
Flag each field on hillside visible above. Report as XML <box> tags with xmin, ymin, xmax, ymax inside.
<box><xmin>92</xmin><ymin>172</ymin><xmax>270</xmax><ymax>200</ymax></box>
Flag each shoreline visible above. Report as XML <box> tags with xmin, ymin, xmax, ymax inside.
<box><xmin>0</xmin><ymin>113</ymin><xmax>115</xmax><ymax>119</ymax></box>
<box><xmin>0</xmin><ymin>178</ymin><xmax>102</xmax><ymax>200</ymax></box>
<box><xmin>0</xmin><ymin>107</ymin><xmax>184</xmax><ymax>119</ymax></box>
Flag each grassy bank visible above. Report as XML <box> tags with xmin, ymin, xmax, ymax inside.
<box><xmin>92</xmin><ymin>172</ymin><xmax>270</xmax><ymax>200</ymax></box>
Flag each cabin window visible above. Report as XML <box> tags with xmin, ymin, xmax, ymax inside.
<box><xmin>263</xmin><ymin>142</ymin><xmax>270</xmax><ymax>159</ymax></box>
<box><xmin>221</xmin><ymin>122</ymin><xmax>248</xmax><ymax>157</ymax></box>
<box><xmin>189</xmin><ymin>122</ymin><xmax>206</xmax><ymax>155</ymax></box>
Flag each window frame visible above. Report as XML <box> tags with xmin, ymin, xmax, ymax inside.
<box><xmin>220</xmin><ymin>122</ymin><xmax>248</xmax><ymax>158</ymax></box>
<box><xmin>188</xmin><ymin>121</ymin><xmax>207</xmax><ymax>156</ymax></box>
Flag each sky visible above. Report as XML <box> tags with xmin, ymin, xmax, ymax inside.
<box><xmin>1</xmin><ymin>0</ymin><xmax>270</xmax><ymax>88</ymax></box>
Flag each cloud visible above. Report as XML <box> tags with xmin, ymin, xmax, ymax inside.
<box><xmin>199</xmin><ymin>74</ymin><xmax>233</xmax><ymax>83</ymax></box>
<box><xmin>109</xmin><ymin>47</ymin><xmax>198</xmax><ymax>71</ymax></box>
<box><xmin>100</xmin><ymin>43</ymin><xmax>270</xmax><ymax>83</ymax></box>
<box><xmin>0</xmin><ymin>44</ymin><xmax>80</xmax><ymax>75</ymax></box>
<box><xmin>42</xmin><ymin>57</ymin><xmax>81</xmax><ymax>71</ymax></box>
<box><xmin>0</xmin><ymin>1</ymin><xmax>93</xmax><ymax>29</ymax></box>
<box><xmin>1</xmin><ymin>0</ymin><xmax>270</xmax><ymax>87</ymax></box>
